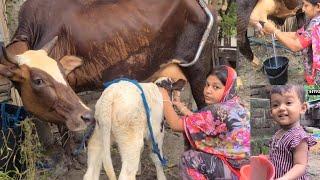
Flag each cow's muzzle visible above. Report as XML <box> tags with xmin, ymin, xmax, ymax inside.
<box><xmin>81</xmin><ymin>111</ymin><xmax>95</xmax><ymax>125</ymax></box>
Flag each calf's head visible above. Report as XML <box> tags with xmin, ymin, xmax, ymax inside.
<box><xmin>0</xmin><ymin>37</ymin><xmax>94</xmax><ymax>131</ymax></box>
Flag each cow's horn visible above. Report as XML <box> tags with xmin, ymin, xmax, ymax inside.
<box><xmin>42</xmin><ymin>36</ymin><xmax>58</xmax><ymax>53</ymax></box>
<box><xmin>1</xmin><ymin>46</ymin><xmax>19</xmax><ymax>65</ymax></box>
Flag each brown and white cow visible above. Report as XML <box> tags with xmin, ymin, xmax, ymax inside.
<box><xmin>0</xmin><ymin>37</ymin><xmax>95</xmax><ymax>132</ymax></box>
<box><xmin>2</xmin><ymin>0</ymin><xmax>216</xmax><ymax>111</ymax></box>
<box><xmin>0</xmin><ymin>0</ymin><xmax>216</xmax><ymax>141</ymax></box>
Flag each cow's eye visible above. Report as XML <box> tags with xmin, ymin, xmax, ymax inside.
<box><xmin>33</xmin><ymin>78</ymin><xmax>44</xmax><ymax>86</ymax></box>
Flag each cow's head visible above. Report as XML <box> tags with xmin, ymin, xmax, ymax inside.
<box><xmin>0</xmin><ymin>37</ymin><xmax>94</xmax><ymax>131</ymax></box>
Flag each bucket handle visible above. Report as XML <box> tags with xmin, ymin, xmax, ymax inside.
<box><xmin>264</xmin><ymin>64</ymin><xmax>288</xmax><ymax>79</ymax></box>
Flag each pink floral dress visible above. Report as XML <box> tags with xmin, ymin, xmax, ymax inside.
<box><xmin>296</xmin><ymin>15</ymin><xmax>320</xmax><ymax>85</ymax></box>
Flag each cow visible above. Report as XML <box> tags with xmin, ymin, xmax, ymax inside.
<box><xmin>0</xmin><ymin>0</ymin><xmax>216</xmax><ymax>132</ymax></box>
<box><xmin>0</xmin><ymin>38</ymin><xmax>95</xmax><ymax>132</ymax></box>
<box><xmin>237</xmin><ymin>0</ymin><xmax>303</xmax><ymax>64</ymax></box>
<box><xmin>84</xmin><ymin>78</ymin><xmax>185</xmax><ymax>180</ymax></box>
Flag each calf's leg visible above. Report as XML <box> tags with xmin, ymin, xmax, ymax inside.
<box><xmin>84</xmin><ymin>128</ymin><xmax>103</xmax><ymax>180</ymax></box>
<box><xmin>116</xmin><ymin>133</ymin><xmax>144</xmax><ymax>180</ymax></box>
<box><xmin>101</xmin><ymin>126</ymin><xmax>116</xmax><ymax>180</ymax></box>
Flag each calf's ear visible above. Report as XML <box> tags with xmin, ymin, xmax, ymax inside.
<box><xmin>59</xmin><ymin>55</ymin><xmax>83</xmax><ymax>75</ymax></box>
<box><xmin>172</xmin><ymin>79</ymin><xmax>186</xmax><ymax>91</ymax></box>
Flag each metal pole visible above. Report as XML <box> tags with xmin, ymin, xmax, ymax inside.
<box><xmin>179</xmin><ymin>0</ymin><xmax>214</xmax><ymax>67</ymax></box>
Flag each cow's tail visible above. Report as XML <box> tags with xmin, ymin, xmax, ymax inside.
<box><xmin>95</xmin><ymin>88</ymin><xmax>117</xmax><ymax>180</ymax></box>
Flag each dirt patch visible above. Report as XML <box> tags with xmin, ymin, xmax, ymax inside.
<box><xmin>57</xmin><ymin>130</ymin><xmax>183</xmax><ymax>180</ymax></box>
<box><xmin>308</xmin><ymin>148</ymin><xmax>320</xmax><ymax>180</ymax></box>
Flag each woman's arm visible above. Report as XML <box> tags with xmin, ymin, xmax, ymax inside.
<box><xmin>277</xmin><ymin>140</ymin><xmax>308</xmax><ymax>180</ymax></box>
<box><xmin>263</xmin><ymin>22</ymin><xmax>304</xmax><ymax>52</ymax></box>
<box><xmin>159</xmin><ymin>88</ymin><xmax>185</xmax><ymax>132</ymax></box>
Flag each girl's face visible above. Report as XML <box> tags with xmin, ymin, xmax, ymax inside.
<box><xmin>302</xmin><ymin>0</ymin><xmax>320</xmax><ymax>19</ymax></box>
<box><xmin>270</xmin><ymin>90</ymin><xmax>307</xmax><ymax>129</ymax></box>
<box><xmin>203</xmin><ymin>75</ymin><xmax>225</xmax><ymax>105</ymax></box>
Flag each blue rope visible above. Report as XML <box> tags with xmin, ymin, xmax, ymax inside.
<box><xmin>103</xmin><ymin>78</ymin><xmax>168</xmax><ymax>166</ymax></box>
<box><xmin>73</xmin><ymin>123</ymin><xmax>95</xmax><ymax>156</ymax></box>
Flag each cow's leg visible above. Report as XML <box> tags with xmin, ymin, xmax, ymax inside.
<box><xmin>83</xmin><ymin>128</ymin><xmax>103</xmax><ymax>180</ymax></box>
<box><xmin>149</xmin><ymin>131</ymin><xmax>166</xmax><ymax>180</ymax></box>
<box><xmin>116</xmin><ymin>133</ymin><xmax>144</xmax><ymax>180</ymax></box>
<box><xmin>237</xmin><ymin>0</ymin><xmax>257</xmax><ymax>62</ymax></box>
<box><xmin>182</xmin><ymin>63</ymin><xmax>208</xmax><ymax>109</ymax></box>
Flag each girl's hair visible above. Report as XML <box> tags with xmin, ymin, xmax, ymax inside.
<box><xmin>308</xmin><ymin>0</ymin><xmax>320</xmax><ymax>5</ymax></box>
<box><xmin>206</xmin><ymin>66</ymin><xmax>228</xmax><ymax>86</ymax></box>
<box><xmin>270</xmin><ymin>85</ymin><xmax>305</xmax><ymax>103</ymax></box>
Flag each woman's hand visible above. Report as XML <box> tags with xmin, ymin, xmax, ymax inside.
<box><xmin>262</xmin><ymin>21</ymin><xmax>278</xmax><ymax>35</ymax></box>
<box><xmin>159</xmin><ymin>87</ymin><xmax>184</xmax><ymax>132</ymax></box>
<box><xmin>173</xmin><ymin>100</ymin><xmax>193</xmax><ymax>116</ymax></box>
<box><xmin>159</xmin><ymin>87</ymin><xmax>171</xmax><ymax>102</ymax></box>
<box><xmin>172</xmin><ymin>100</ymin><xmax>185</xmax><ymax>112</ymax></box>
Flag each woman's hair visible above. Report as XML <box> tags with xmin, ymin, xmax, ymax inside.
<box><xmin>270</xmin><ymin>85</ymin><xmax>305</xmax><ymax>103</ymax></box>
<box><xmin>206</xmin><ymin>66</ymin><xmax>228</xmax><ymax>86</ymax></box>
<box><xmin>308</xmin><ymin>0</ymin><xmax>320</xmax><ymax>5</ymax></box>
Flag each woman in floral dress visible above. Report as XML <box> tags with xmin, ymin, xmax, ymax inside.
<box><xmin>160</xmin><ymin>65</ymin><xmax>250</xmax><ymax>179</ymax></box>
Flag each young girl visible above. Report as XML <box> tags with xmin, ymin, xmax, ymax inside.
<box><xmin>263</xmin><ymin>0</ymin><xmax>320</xmax><ymax>85</ymax></box>
<box><xmin>160</xmin><ymin>65</ymin><xmax>250</xmax><ymax>179</ymax></box>
<box><xmin>269</xmin><ymin>85</ymin><xmax>317</xmax><ymax>179</ymax></box>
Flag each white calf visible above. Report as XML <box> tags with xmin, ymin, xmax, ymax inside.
<box><xmin>84</xmin><ymin>81</ymin><xmax>166</xmax><ymax>180</ymax></box>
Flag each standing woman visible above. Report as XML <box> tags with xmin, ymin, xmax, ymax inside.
<box><xmin>160</xmin><ymin>65</ymin><xmax>250</xmax><ymax>179</ymax></box>
<box><xmin>263</xmin><ymin>0</ymin><xmax>320</xmax><ymax>85</ymax></box>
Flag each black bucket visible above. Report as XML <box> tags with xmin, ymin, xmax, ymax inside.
<box><xmin>263</xmin><ymin>56</ymin><xmax>289</xmax><ymax>85</ymax></box>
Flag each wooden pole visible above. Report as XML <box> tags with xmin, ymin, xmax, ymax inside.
<box><xmin>0</xmin><ymin>0</ymin><xmax>24</xmax><ymax>106</ymax></box>
<box><xmin>0</xmin><ymin>0</ymin><xmax>10</xmax><ymax>44</ymax></box>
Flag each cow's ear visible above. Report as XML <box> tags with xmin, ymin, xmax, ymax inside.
<box><xmin>172</xmin><ymin>79</ymin><xmax>186</xmax><ymax>91</ymax></box>
<box><xmin>59</xmin><ymin>55</ymin><xmax>83</xmax><ymax>75</ymax></box>
<box><xmin>0</xmin><ymin>64</ymin><xmax>23</xmax><ymax>82</ymax></box>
